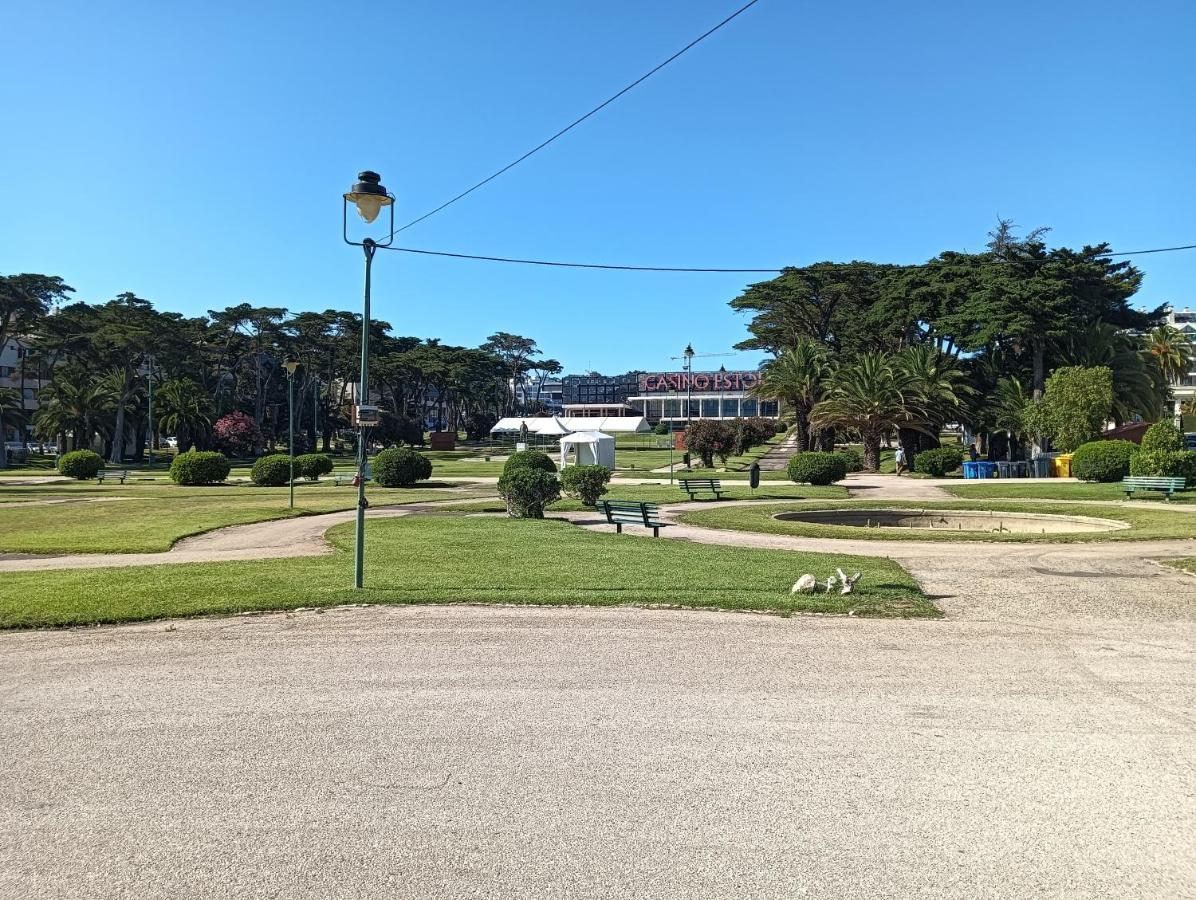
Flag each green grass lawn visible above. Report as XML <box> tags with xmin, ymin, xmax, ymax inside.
<box><xmin>0</xmin><ymin>515</ymin><xmax>934</xmax><ymax>629</ymax></box>
<box><xmin>0</xmin><ymin>481</ymin><xmax>491</xmax><ymax>553</ymax></box>
<box><xmin>944</xmin><ymin>481</ymin><xmax>1196</xmax><ymax>504</ymax></box>
<box><xmin>439</xmin><ymin>482</ymin><xmax>848</xmax><ymax>514</ymax></box>
<box><xmin>1164</xmin><ymin>558</ymin><xmax>1196</xmax><ymax>576</ymax></box>
<box><xmin>676</xmin><ymin>499</ymin><xmax>1196</xmax><ymax>544</ymax></box>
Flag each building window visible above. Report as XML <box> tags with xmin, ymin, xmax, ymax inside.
<box><xmin>759</xmin><ymin>400</ymin><xmax>779</xmax><ymax>417</ymax></box>
<box><xmin>663</xmin><ymin>399</ymin><xmax>681</xmax><ymax>419</ymax></box>
<box><xmin>721</xmin><ymin>397</ymin><xmax>739</xmax><ymax>418</ymax></box>
<box><xmin>700</xmin><ymin>398</ymin><xmax>719</xmax><ymax>417</ymax></box>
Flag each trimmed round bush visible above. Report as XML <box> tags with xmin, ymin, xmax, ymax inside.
<box><xmin>913</xmin><ymin>446</ymin><xmax>964</xmax><ymax>477</ymax></box>
<box><xmin>1131</xmin><ymin>448</ymin><xmax>1196</xmax><ymax>480</ymax></box>
<box><xmin>295</xmin><ymin>453</ymin><xmax>333</xmax><ymax>481</ymax></box>
<box><xmin>503</xmin><ymin>449</ymin><xmax>557</xmax><ymax>475</ymax></box>
<box><xmin>169</xmin><ymin>450</ymin><xmax>230</xmax><ymax>485</ymax></box>
<box><xmin>560</xmin><ymin>464</ymin><xmax>611</xmax><ymax>506</ymax></box>
<box><xmin>652</xmin><ymin>422</ymin><xmax>670</xmax><ymax>436</ymax></box>
<box><xmin>250</xmin><ymin>453</ymin><xmax>292</xmax><ymax>486</ymax></box>
<box><xmin>834</xmin><ymin>448</ymin><xmax>863</xmax><ymax>473</ymax></box>
<box><xmin>57</xmin><ymin>449</ymin><xmax>104</xmax><ymax>480</ymax></box>
<box><xmin>372</xmin><ymin>447</ymin><xmax>433</xmax><ymax>487</ymax></box>
<box><xmin>775</xmin><ymin>421</ymin><xmax>789</xmax><ymax>435</ymax></box>
<box><xmin>498</xmin><ymin>467</ymin><xmax>560</xmax><ymax>518</ymax></box>
<box><xmin>787</xmin><ymin>451</ymin><xmax>847</xmax><ymax>486</ymax></box>
<box><xmin>1140</xmin><ymin>420</ymin><xmax>1185</xmax><ymax>454</ymax></box>
<box><xmin>1070</xmin><ymin>440</ymin><xmax>1137</xmax><ymax>483</ymax></box>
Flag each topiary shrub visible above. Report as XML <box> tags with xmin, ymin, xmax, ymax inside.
<box><xmin>775</xmin><ymin>421</ymin><xmax>789</xmax><ymax>434</ymax></box>
<box><xmin>250</xmin><ymin>453</ymin><xmax>292</xmax><ymax>486</ymax></box>
<box><xmin>373</xmin><ymin>447</ymin><xmax>433</xmax><ymax>487</ymax></box>
<box><xmin>559</xmin><ymin>464</ymin><xmax>611</xmax><ymax>506</ymax></box>
<box><xmin>498</xmin><ymin>467</ymin><xmax>560</xmax><ymax>518</ymax></box>
<box><xmin>787</xmin><ymin>451</ymin><xmax>847</xmax><ymax>486</ymax></box>
<box><xmin>503</xmin><ymin>449</ymin><xmax>557</xmax><ymax>475</ymax></box>
<box><xmin>169</xmin><ymin>450</ymin><xmax>230</xmax><ymax>485</ymax></box>
<box><xmin>1139</xmin><ymin>420</ymin><xmax>1185</xmax><ymax>454</ymax></box>
<box><xmin>57</xmin><ymin>449</ymin><xmax>104</xmax><ymax>480</ymax></box>
<box><xmin>1070</xmin><ymin>440</ymin><xmax>1137</xmax><ymax>483</ymax></box>
<box><xmin>913</xmin><ymin>446</ymin><xmax>964</xmax><ymax>477</ymax></box>
<box><xmin>295</xmin><ymin>453</ymin><xmax>333</xmax><ymax>481</ymax></box>
<box><xmin>834</xmin><ymin>448</ymin><xmax>863</xmax><ymax>473</ymax></box>
<box><xmin>1130</xmin><ymin>448</ymin><xmax>1196</xmax><ymax>481</ymax></box>
<box><xmin>652</xmin><ymin>422</ymin><xmax>670</xmax><ymax>436</ymax></box>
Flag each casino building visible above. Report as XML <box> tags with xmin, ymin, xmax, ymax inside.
<box><xmin>561</xmin><ymin>369</ymin><xmax>779</xmax><ymax>426</ymax></box>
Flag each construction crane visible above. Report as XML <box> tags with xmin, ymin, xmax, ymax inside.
<box><xmin>668</xmin><ymin>345</ymin><xmax>743</xmax><ymax>425</ymax></box>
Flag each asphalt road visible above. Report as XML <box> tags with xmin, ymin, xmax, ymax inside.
<box><xmin>2</xmin><ymin>605</ymin><xmax>1194</xmax><ymax>899</ymax></box>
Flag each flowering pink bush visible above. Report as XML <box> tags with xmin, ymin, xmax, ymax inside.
<box><xmin>213</xmin><ymin>411</ymin><xmax>261</xmax><ymax>456</ymax></box>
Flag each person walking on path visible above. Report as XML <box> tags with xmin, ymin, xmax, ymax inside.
<box><xmin>894</xmin><ymin>446</ymin><xmax>907</xmax><ymax>475</ymax></box>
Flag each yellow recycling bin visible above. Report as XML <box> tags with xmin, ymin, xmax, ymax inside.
<box><xmin>1051</xmin><ymin>453</ymin><xmax>1074</xmax><ymax>477</ymax></box>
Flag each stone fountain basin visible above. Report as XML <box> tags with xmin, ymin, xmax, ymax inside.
<box><xmin>774</xmin><ymin>508</ymin><xmax>1130</xmax><ymax>535</ymax></box>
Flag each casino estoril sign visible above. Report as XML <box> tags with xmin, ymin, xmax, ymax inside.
<box><xmin>638</xmin><ymin>371</ymin><xmax>761</xmax><ymax>392</ymax></box>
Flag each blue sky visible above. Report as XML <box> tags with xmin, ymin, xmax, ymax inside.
<box><xmin>2</xmin><ymin>1</ymin><xmax>1193</xmax><ymax>375</ymax></box>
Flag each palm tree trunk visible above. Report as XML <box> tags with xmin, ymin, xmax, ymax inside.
<box><xmin>863</xmin><ymin>431</ymin><xmax>882</xmax><ymax>471</ymax></box>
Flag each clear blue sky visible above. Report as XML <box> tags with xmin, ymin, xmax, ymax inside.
<box><xmin>3</xmin><ymin>1</ymin><xmax>1193</xmax><ymax>375</ymax></box>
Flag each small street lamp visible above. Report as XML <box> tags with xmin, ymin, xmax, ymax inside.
<box><xmin>343</xmin><ymin>170</ymin><xmax>395</xmax><ymax>589</ymax></box>
<box><xmin>283</xmin><ymin>357</ymin><xmax>301</xmax><ymax>509</ymax></box>
<box><xmin>683</xmin><ymin>343</ymin><xmax>695</xmax><ymax>426</ymax></box>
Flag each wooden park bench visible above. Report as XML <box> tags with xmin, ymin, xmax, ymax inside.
<box><xmin>96</xmin><ymin>470</ymin><xmax>130</xmax><ymax>484</ymax></box>
<box><xmin>333</xmin><ymin>474</ymin><xmax>357</xmax><ymax>486</ymax></box>
<box><xmin>596</xmin><ymin>500</ymin><xmax>672</xmax><ymax>538</ymax></box>
<box><xmin>1122</xmin><ymin>476</ymin><xmax>1187</xmax><ymax>501</ymax></box>
<box><xmin>678</xmin><ymin>478</ymin><xmax>725</xmax><ymax>500</ymax></box>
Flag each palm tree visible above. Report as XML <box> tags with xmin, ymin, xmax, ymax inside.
<box><xmin>751</xmin><ymin>337</ymin><xmax>829</xmax><ymax>451</ymax></box>
<box><xmin>1056</xmin><ymin>322</ymin><xmax>1167</xmax><ymax>423</ymax></box>
<box><xmin>156</xmin><ymin>378</ymin><xmax>215</xmax><ymax>452</ymax></box>
<box><xmin>32</xmin><ymin>369</ymin><xmax>116</xmax><ymax>451</ymax></box>
<box><xmin>810</xmin><ymin>352</ymin><xmax>923</xmax><ymax>471</ymax></box>
<box><xmin>1146</xmin><ymin>324</ymin><xmax>1194</xmax><ymax>385</ymax></box>
<box><xmin>0</xmin><ymin>387</ymin><xmax>28</xmax><ymax>466</ymax></box>
<box><xmin>895</xmin><ymin>344</ymin><xmax>972</xmax><ymax>457</ymax></box>
<box><xmin>991</xmin><ymin>377</ymin><xmax>1033</xmax><ymax>459</ymax></box>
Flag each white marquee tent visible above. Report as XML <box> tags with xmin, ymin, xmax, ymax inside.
<box><xmin>491</xmin><ymin>416</ymin><xmax>649</xmax><ymax>435</ymax></box>
<box><xmin>559</xmin><ymin>431</ymin><xmax>616</xmax><ymax>470</ymax></box>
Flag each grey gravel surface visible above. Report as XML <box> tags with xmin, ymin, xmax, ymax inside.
<box><xmin>2</xmin><ymin>605</ymin><xmax>1194</xmax><ymax>899</ymax></box>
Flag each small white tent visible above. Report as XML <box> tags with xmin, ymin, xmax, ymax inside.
<box><xmin>559</xmin><ymin>431</ymin><xmax>616</xmax><ymax>470</ymax></box>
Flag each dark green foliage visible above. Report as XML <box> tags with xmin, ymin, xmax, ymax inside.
<box><xmin>250</xmin><ymin>454</ymin><xmax>292</xmax><ymax>487</ymax></box>
<box><xmin>653</xmin><ymin>422</ymin><xmax>670</xmax><ymax>435</ymax></box>
<box><xmin>295</xmin><ymin>453</ymin><xmax>334</xmax><ymax>481</ymax></box>
<box><xmin>775</xmin><ymin>421</ymin><xmax>789</xmax><ymax>434</ymax></box>
<box><xmin>373</xmin><ymin>447</ymin><xmax>433</xmax><ymax>487</ymax></box>
<box><xmin>559</xmin><ymin>464</ymin><xmax>611</xmax><ymax>506</ymax></box>
<box><xmin>57</xmin><ymin>449</ymin><xmax>104</xmax><ymax>479</ymax></box>
<box><xmin>684</xmin><ymin>420</ymin><xmax>735</xmax><ymax>468</ymax></box>
<box><xmin>834</xmin><ymin>448</ymin><xmax>863</xmax><ymax>473</ymax></box>
<box><xmin>1130</xmin><ymin>448</ymin><xmax>1196</xmax><ymax>480</ymax></box>
<box><xmin>463</xmin><ymin>412</ymin><xmax>497</xmax><ymax>441</ymax></box>
<box><xmin>1140</xmin><ymin>420</ymin><xmax>1185</xmax><ymax>453</ymax></box>
<box><xmin>913</xmin><ymin>446</ymin><xmax>964</xmax><ymax>477</ymax></box>
<box><xmin>787</xmin><ymin>452</ymin><xmax>848</xmax><ymax>486</ymax></box>
<box><xmin>1070</xmin><ymin>440</ymin><xmax>1138</xmax><ymax>483</ymax></box>
<box><xmin>498</xmin><ymin>468</ymin><xmax>560</xmax><ymax>518</ymax></box>
<box><xmin>169</xmin><ymin>450</ymin><xmax>230</xmax><ymax>485</ymax></box>
<box><xmin>503</xmin><ymin>449</ymin><xmax>557</xmax><ymax>475</ymax></box>
<box><xmin>379</xmin><ymin>414</ymin><xmax>424</xmax><ymax>447</ymax></box>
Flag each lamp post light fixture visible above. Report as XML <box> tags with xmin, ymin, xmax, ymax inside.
<box><xmin>343</xmin><ymin>170</ymin><xmax>395</xmax><ymax>589</ymax></box>
<box><xmin>283</xmin><ymin>357</ymin><xmax>301</xmax><ymax>509</ymax></box>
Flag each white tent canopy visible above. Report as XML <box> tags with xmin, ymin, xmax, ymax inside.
<box><xmin>490</xmin><ymin>415</ymin><xmax>649</xmax><ymax>435</ymax></box>
<box><xmin>559</xmin><ymin>431</ymin><xmax>616</xmax><ymax>470</ymax></box>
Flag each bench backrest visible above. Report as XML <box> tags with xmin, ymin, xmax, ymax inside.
<box><xmin>102</xmin><ymin>470</ymin><xmax>129</xmax><ymax>476</ymax></box>
<box><xmin>598</xmin><ymin>500</ymin><xmax>663</xmax><ymax>523</ymax></box>
<box><xmin>679</xmin><ymin>479</ymin><xmax>721</xmax><ymax>488</ymax></box>
<box><xmin>1123</xmin><ymin>476</ymin><xmax>1186</xmax><ymax>487</ymax></box>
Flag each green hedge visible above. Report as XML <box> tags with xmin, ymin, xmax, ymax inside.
<box><xmin>559</xmin><ymin>464</ymin><xmax>611</xmax><ymax>506</ymax></box>
<box><xmin>1140</xmin><ymin>421</ymin><xmax>1185</xmax><ymax>453</ymax></box>
<box><xmin>834</xmin><ymin>448</ymin><xmax>863</xmax><ymax>473</ymax></box>
<box><xmin>295</xmin><ymin>453</ymin><xmax>334</xmax><ymax>481</ymax></box>
<box><xmin>1070</xmin><ymin>440</ymin><xmax>1137</xmax><ymax>483</ymax></box>
<box><xmin>913</xmin><ymin>446</ymin><xmax>964</xmax><ymax>477</ymax></box>
<box><xmin>57</xmin><ymin>450</ymin><xmax>104</xmax><ymax>480</ymax></box>
<box><xmin>169</xmin><ymin>451</ymin><xmax>230</xmax><ymax>486</ymax></box>
<box><xmin>503</xmin><ymin>449</ymin><xmax>557</xmax><ymax>474</ymax></box>
<box><xmin>373</xmin><ymin>447</ymin><xmax>433</xmax><ymax>487</ymax></box>
<box><xmin>1130</xmin><ymin>448</ymin><xmax>1196</xmax><ymax>480</ymax></box>
<box><xmin>250</xmin><ymin>454</ymin><xmax>292</xmax><ymax>486</ymax></box>
<box><xmin>787</xmin><ymin>452</ymin><xmax>847</xmax><ymax>486</ymax></box>
<box><xmin>498</xmin><ymin>468</ymin><xmax>560</xmax><ymax>518</ymax></box>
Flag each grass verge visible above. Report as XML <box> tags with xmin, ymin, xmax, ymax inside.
<box><xmin>675</xmin><ymin>499</ymin><xmax>1196</xmax><ymax>543</ymax></box>
<box><xmin>944</xmin><ymin>481</ymin><xmax>1196</xmax><ymax>504</ymax></box>
<box><xmin>0</xmin><ymin>515</ymin><xmax>934</xmax><ymax>628</ymax></box>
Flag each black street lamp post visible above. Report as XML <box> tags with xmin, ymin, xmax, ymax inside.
<box><xmin>284</xmin><ymin>357</ymin><xmax>300</xmax><ymax>509</ymax></box>
<box><xmin>343</xmin><ymin>171</ymin><xmax>395</xmax><ymax>589</ymax></box>
<box><xmin>683</xmin><ymin>343</ymin><xmax>695</xmax><ymax>426</ymax></box>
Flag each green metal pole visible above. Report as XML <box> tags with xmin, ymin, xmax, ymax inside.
<box><xmin>146</xmin><ymin>358</ymin><xmax>154</xmax><ymax>469</ymax></box>
<box><xmin>288</xmin><ymin>370</ymin><xmax>295</xmax><ymax>509</ymax></box>
<box><xmin>354</xmin><ymin>240</ymin><xmax>376</xmax><ymax>589</ymax></box>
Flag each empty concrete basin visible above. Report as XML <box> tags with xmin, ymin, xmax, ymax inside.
<box><xmin>774</xmin><ymin>508</ymin><xmax>1129</xmax><ymax>535</ymax></box>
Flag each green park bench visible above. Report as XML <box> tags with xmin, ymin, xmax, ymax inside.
<box><xmin>96</xmin><ymin>470</ymin><xmax>130</xmax><ymax>484</ymax></box>
<box><xmin>596</xmin><ymin>500</ymin><xmax>672</xmax><ymax>538</ymax></box>
<box><xmin>1121</xmin><ymin>476</ymin><xmax>1187</xmax><ymax>501</ymax></box>
<box><xmin>678</xmin><ymin>478</ymin><xmax>725</xmax><ymax>500</ymax></box>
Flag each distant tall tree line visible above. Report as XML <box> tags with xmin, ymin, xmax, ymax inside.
<box><xmin>739</xmin><ymin>222</ymin><xmax>1188</xmax><ymax>468</ymax></box>
<box><xmin>0</xmin><ymin>274</ymin><xmax>552</xmax><ymax>466</ymax></box>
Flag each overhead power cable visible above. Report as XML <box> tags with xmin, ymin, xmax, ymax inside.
<box><xmin>375</xmin><ymin>241</ymin><xmax>1196</xmax><ymax>273</ymax></box>
<box><xmin>380</xmin><ymin>0</ymin><xmax>761</xmax><ymax>239</ymax></box>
